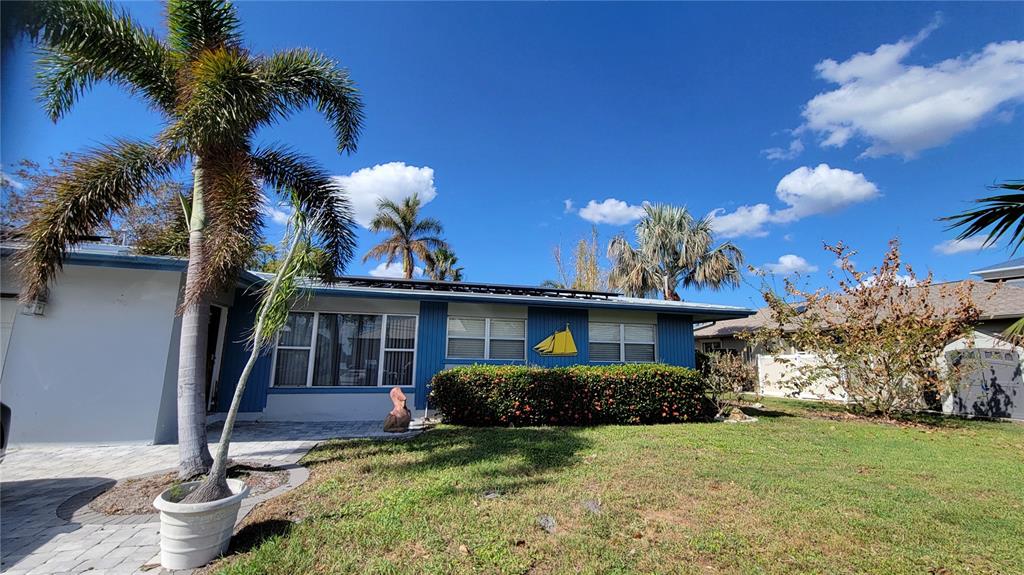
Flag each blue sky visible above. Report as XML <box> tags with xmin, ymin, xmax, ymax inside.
<box><xmin>2</xmin><ymin>2</ymin><xmax>1022</xmax><ymax>309</ymax></box>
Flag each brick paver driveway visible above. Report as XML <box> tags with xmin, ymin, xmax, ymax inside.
<box><xmin>1</xmin><ymin>421</ymin><xmax>418</xmax><ymax>574</ymax></box>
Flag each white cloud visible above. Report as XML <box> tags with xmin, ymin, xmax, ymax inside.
<box><xmin>332</xmin><ymin>162</ymin><xmax>437</xmax><ymax>228</ymax></box>
<box><xmin>708</xmin><ymin>203</ymin><xmax>773</xmax><ymax>238</ymax></box>
<box><xmin>933</xmin><ymin>237</ymin><xmax>997</xmax><ymax>255</ymax></box>
<box><xmin>762</xmin><ymin>139</ymin><xmax>804</xmax><ymax>161</ymax></box>
<box><xmin>859</xmin><ymin>274</ymin><xmax>918</xmax><ymax>288</ymax></box>
<box><xmin>772</xmin><ymin>164</ymin><xmax>879</xmax><ymax>222</ymax></box>
<box><xmin>578</xmin><ymin>198</ymin><xmax>646</xmax><ymax>225</ymax></box>
<box><xmin>368</xmin><ymin>262</ymin><xmax>423</xmax><ymax>278</ymax></box>
<box><xmin>1</xmin><ymin>171</ymin><xmax>25</xmax><ymax>190</ymax></box>
<box><xmin>798</xmin><ymin>20</ymin><xmax>1024</xmax><ymax>158</ymax></box>
<box><xmin>260</xmin><ymin>194</ymin><xmax>292</xmax><ymax>226</ymax></box>
<box><xmin>563</xmin><ymin>199</ymin><xmax>575</xmax><ymax>213</ymax></box>
<box><xmin>710</xmin><ymin>164</ymin><xmax>879</xmax><ymax>237</ymax></box>
<box><xmin>758</xmin><ymin>254</ymin><xmax>819</xmax><ymax>275</ymax></box>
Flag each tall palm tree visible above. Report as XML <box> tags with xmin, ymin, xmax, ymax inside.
<box><xmin>942</xmin><ymin>180</ymin><xmax>1024</xmax><ymax>341</ymax></box>
<box><xmin>15</xmin><ymin>0</ymin><xmax>363</xmax><ymax>478</ymax></box>
<box><xmin>425</xmin><ymin>246</ymin><xmax>463</xmax><ymax>281</ymax></box>
<box><xmin>363</xmin><ymin>193</ymin><xmax>447</xmax><ymax>279</ymax></box>
<box><xmin>607</xmin><ymin>204</ymin><xmax>743</xmax><ymax>300</ymax></box>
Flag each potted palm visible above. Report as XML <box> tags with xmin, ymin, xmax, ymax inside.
<box><xmin>153</xmin><ymin>203</ymin><xmax>318</xmax><ymax>569</ymax></box>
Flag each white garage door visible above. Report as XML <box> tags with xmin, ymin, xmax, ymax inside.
<box><xmin>946</xmin><ymin>348</ymin><xmax>1024</xmax><ymax>420</ymax></box>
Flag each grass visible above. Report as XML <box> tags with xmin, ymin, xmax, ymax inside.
<box><xmin>211</xmin><ymin>398</ymin><xmax>1024</xmax><ymax>575</ymax></box>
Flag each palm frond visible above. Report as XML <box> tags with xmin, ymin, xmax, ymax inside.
<box><xmin>942</xmin><ymin>182</ymin><xmax>1024</xmax><ymax>255</ymax></box>
<box><xmin>192</xmin><ymin>149</ymin><xmax>262</xmax><ymax>303</ymax></box>
<box><xmin>166</xmin><ymin>0</ymin><xmax>241</xmax><ymax>54</ymax></box>
<box><xmin>170</xmin><ymin>46</ymin><xmax>264</xmax><ymax>150</ymax></box>
<box><xmin>607</xmin><ymin>234</ymin><xmax>657</xmax><ymax>297</ymax></box>
<box><xmin>251</xmin><ymin>145</ymin><xmax>356</xmax><ymax>278</ymax></box>
<box><xmin>258</xmin><ymin>48</ymin><xmax>364</xmax><ymax>154</ymax></box>
<box><xmin>32</xmin><ymin>0</ymin><xmax>178</xmax><ymax>118</ymax></box>
<box><xmin>362</xmin><ymin>239</ymin><xmax>400</xmax><ymax>264</ymax></box>
<box><xmin>685</xmin><ymin>242</ymin><xmax>743</xmax><ymax>291</ymax></box>
<box><xmin>1003</xmin><ymin>316</ymin><xmax>1024</xmax><ymax>347</ymax></box>
<box><xmin>411</xmin><ymin>217</ymin><xmax>444</xmax><ymax>236</ymax></box>
<box><xmin>17</xmin><ymin>139</ymin><xmax>178</xmax><ymax>302</ymax></box>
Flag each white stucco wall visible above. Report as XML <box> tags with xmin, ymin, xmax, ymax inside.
<box><xmin>0</xmin><ymin>262</ymin><xmax>183</xmax><ymax>445</ymax></box>
<box><xmin>261</xmin><ymin>392</ymin><xmax>417</xmax><ymax>422</ymax></box>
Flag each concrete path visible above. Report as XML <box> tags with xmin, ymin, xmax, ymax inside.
<box><xmin>1</xmin><ymin>421</ymin><xmax>419</xmax><ymax>574</ymax></box>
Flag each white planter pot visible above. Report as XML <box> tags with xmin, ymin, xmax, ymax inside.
<box><xmin>153</xmin><ymin>478</ymin><xmax>251</xmax><ymax>570</ymax></box>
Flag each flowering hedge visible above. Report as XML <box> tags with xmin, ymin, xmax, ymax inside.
<box><xmin>429</xmin><ymin>364</ymin><xmax>712</xmax><ymax>426</ymax></box>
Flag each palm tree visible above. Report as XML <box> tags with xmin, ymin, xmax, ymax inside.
<box><xmin>363</xmin><ymin>193</ymin><xmax>447</xmax><ymax>279</ymax></box>
<box><xmin>425</xmin><ymin>246</ymin><xmax>463</xmax><ymax>281</ymax></box>
<box><xmin>942</xmin><ymin>181</ymin><xmax>1024</xmax><ymax>254</ymax></box>
<box><xmin>607</xmin><ymin>204</ymin><xmax>743</xmax><ymax>300</ymax></box>
<box><xmin>15</xmin><ymin>0</ymin><xmax>363</xmax><ymax>478</ymax></box>
<box><xmin>187</xmin><ymin>193</ymin><xmax>315</xmax><ymax>503</ymax></box>
<box><xmin>942</xmin><ymin>180</ymin><xmax>1024</xmax><ymax>341</ymax></box>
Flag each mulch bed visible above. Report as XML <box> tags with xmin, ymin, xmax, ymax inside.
<box><xmin>89</xmin><ymin>462</ymin><xmax>288</xmax><ymax>516</ymax></box>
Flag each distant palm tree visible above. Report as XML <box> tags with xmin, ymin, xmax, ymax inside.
<box><xmin>14</xmin><ymin>0</ymin><xmax>363</xmax><ymax>480</ymax></box>
<box><xmin>364</xmin><ymin>194</ymin><xmax>448</xmax><ymax>279</ymax></box>
<box><xmin>608</xmin><ymin>204</ymin><xmax>743</xmax><ymax>300</ymax></box>
<box><xmin>426</xmin><ymin>246</ymin><xmax>463</xmax><ymax>282</ymax></box>
<box><xmin>942</xmin><ymin>180</ymin><xmax>1024</xmax><ymax>342</ymax></box>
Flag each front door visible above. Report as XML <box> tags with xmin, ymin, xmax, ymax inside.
<box><xmin>205</xmin><ymin>305</ymin><xmax>228</xmax><ymax>412</ymax></box>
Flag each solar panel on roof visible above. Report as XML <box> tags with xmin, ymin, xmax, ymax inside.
<box><xmin>328</xmin><ymin>276</ymin><xmax>619</xmax><ymax>300</ymax></box>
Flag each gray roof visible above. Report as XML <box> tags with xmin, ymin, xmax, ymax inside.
<box><xmin>695</xmin><ymin>280</ymin><xmax>1024</xmax><ymax>338</ymax></box>
<box><xmin>971</xmin><ymin>257</ymin><xmax>1024</xmax><ymax>280</ymax></box>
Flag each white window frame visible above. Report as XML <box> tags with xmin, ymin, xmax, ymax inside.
<box><xmin>270</xmin><ymin>311</ymin><xmax>418</xmax><ymax>388</ymax></box>
<box><xmin>702</xmin><ymin>340</ymin><xmax>723</xmax><ymax>354</ymax></box>
<box><xmin>588</xmin><ymin>322</ymin><xmax>657</xmax><ymax>363</ymax></box>
<box><xmin>445</xmin><ymin>316</ymin><xmax>527</xmax><ymax>360</ymax></box>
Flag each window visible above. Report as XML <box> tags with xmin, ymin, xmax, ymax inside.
<box><xmin>446</xmin><ymin>317</ymin><xmax>526</xmax><ymax>360</ymax></box>
<box><xmin>272</xmin><ymin>312</ymin><xmax>417</xmax><ymax>387</ymax></box>
<box><xmin>589</xmin><ymin>322</ymin><xmax>656</xmax><ymax>363</ymax></box>
<box><xmin>702</xmin><ymin>340</ymin><xmax>722</xmax><ymax>353</ymax></box>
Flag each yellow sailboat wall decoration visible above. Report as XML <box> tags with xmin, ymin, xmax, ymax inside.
<box><xmin>533</xmin><ymin>324</ymin><xmax>578</xmax><ymax>356</ymax></box>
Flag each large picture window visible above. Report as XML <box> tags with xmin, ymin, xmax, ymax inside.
<box><xmin>588</xmin><ymin>322</ymin><xmax>656</xmax><ymax>363</ymax></box>
<box><xmin>272</xmin><ymin>312</ymin><xmax>417</xmax><ymax>387</ymax></box>
<box><xmin>446</xmin><ymin>317</ymin><xmax>526</xmax><ymax>360</ymax></box>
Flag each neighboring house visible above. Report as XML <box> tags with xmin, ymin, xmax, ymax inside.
<box><xmin>695</xmin><ymin>264</ymin><xmax>1024</xmax><ymax>419</ymax></box>
<box><xmin>0</xmin><ymin>243</ymin><xmax>753</xmax><ymax>446</ymax></box>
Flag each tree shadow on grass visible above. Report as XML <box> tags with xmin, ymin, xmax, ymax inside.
<box><xmin>307</xmin><ymin>426</ymin><xmax>595</xmax><ymax>498</ymax></box>
<box><xmin>741</xmin><ymin>406</ymin><xmax>793</xmax><ymax>419</ymax></box>
<box><xmin>226</xmin><ymin>519</ymin><xmax>295</xmax><ymax>555</ymax></box>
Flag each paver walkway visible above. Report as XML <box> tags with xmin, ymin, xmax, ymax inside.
<box><xmin>1</xmin><ymin>421</ymin><xmax>419</xmax><ymax>574</ymax></box>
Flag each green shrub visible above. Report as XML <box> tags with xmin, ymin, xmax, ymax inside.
<box><xmin>429</xmin><ymin>363</ymin><xmax>712</xmax><ymax>426</ymax></box>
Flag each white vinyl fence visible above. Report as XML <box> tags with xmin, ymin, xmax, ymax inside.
<box><xmin>756</xmin><ymin>353</ymin><xmax>848</xmax><ymax>402</ymax></box>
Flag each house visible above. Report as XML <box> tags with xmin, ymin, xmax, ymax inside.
<box><xmin>0</xmin><ymin>243</ymin><xmax>753</xmax><ymax>446</ymax></box>
<box><xmin>694</xmin><ymin>265</ymin><xmax>1024</xmax><ymax>419</ymax></box>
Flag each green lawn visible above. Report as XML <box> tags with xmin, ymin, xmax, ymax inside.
<box><xmin>213</xmin><ymin>399</ymin><xmax>1024</xmax><ymax>575</ymax></box>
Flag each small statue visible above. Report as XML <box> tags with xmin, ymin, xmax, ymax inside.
<box><xmin>383</xmin><ymin>386</ymin><xmax>412</xmax><ymax>432</ymax></box>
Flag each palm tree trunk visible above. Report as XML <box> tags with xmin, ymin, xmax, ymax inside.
<box><xmin>662</xmin><ymin>274</ymin><xmax>679</xmax><ymax>301</ymax></box>
<box><xmin>177</xmin><ymin>162</ymin><xmax>214</xmax><ymax>479</ymax></box>
<box><xmin>403</xmin><ymin>247</ymin><xmax>413</xmax><ymax>279</ymax></box>
<box><xmin>183</xmin><ymin>223</ymin><xmax>305</xmax><ymax>503</ymax></box>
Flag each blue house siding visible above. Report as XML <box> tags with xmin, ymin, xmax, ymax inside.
<box><xmin>657</xmin><ymin>313</ymin><xmax>695</xmax><ymax>368</ymax></box>
<box><xmin>215</xmin><ymin>289</ymin><xmax>273</xmax><ymax>413</ymax></box>
<box><xmin>414</xmin><ymin>301</ymin><xmax>448</xmax><ymax>409</ymax></box>
<box><xmin>527</xmin><ymin>307</ymin><xmax>589</xmax><ymax>367</ymax></box>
